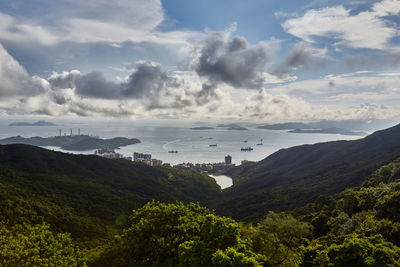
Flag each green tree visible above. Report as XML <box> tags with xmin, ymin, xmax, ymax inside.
<box><xmin>0</xmin><ymin>222</ymin><xmax>87</xmax><ymax>266</ymax></box>
<box><xmin>327</xmin><ymin>235</ymin><xmax>400</xmax><ymax>266</ymax></box>
<box><xmin>96</xmin><ymin>201</ymin><xmax>265</xmax><ymax>266</ymax></box>
<box><xmin>211</xmin><ymin>247</ymin><xmax>269</xmax><ymax>267</ymax></box>
<box><xmin>248</xmin><ymin>211</ymin><xmax>313</xmax><ymax>266</ymax></box>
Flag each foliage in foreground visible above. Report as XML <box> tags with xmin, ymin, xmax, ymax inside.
<box><xmin>94</xmin><ymin>201</ymin><xmax>315</xmax><ymax>266</ymax></box>
<box><xmin>0</xmin><ymin>223</ymin><xmax>87</xmax><ymax>266</ymax></box>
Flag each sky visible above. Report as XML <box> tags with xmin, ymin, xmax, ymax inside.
<box><xmin>0</xmin><ymin>0</ymin><xmax>400</xmax><ymax>123</ymax></box>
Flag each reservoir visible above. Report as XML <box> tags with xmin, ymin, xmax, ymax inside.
<box><xmin>208</xmin><ymin>174</ymin><xmax>233</xmax><ymax>189</ymax></box>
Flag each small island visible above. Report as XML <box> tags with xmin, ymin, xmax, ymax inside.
<box><xmin>217</xmin><ymin>124</ymin><xmax>247</xmax><ymax>130</ymax></box>
<box><xmin>227</xmin><ymin>126</ymin><xmax>247</xmax><ymax>131</ymax></box>
<box><xmin>0</xmin><ymin>135</ymin><xmax>140</xmax><ymax>151</ymax></box>
<box><xmin>257</xmin><ymin>122</ymin><xmax>312</xmax><ymax>130</ymax></box>
<box><xmin>9</xmin><ymin>120</ymin><xmax>56</xmax><ymax>126</ymax></box>
<box><xmin>190</xmin><ymin>127</ymin><xmax>215</xmax><ymax>130</ymax></box>
<box><xmin>289</xmin><ymin>127</ymin><xmax>367</xmax><ymax>136</ymax></box>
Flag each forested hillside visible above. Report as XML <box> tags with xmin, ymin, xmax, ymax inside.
<box><xmin>221</xmin><ymin>123</ymin><xmax>400</xmax><ymax>221</ymax></box>
<box><xmin>95</xmin><ymin>157</ymin><xmax>400</xmax><ymax>266</ymax></box>
<box><xmin>0</xmin><ymin>144</ymin><xmax>221</xmax><ymax>246</ymax></box>
<box><xmin>2</xmin><ymin>124</ymin><xmax>400</xmax><ymax>265</ymax></box>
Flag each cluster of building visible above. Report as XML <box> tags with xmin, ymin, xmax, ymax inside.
<box><xmin>133</xmin><ymin>152</ymin><xmax>163</xmax><ymax>166</ymax></box>
<box><xmin>94</xmin><ymin>150</ymin><xmax>163</xmax><ymax>166</ymax></box>
<box><xmin>174</xmin><ymin>155</ymin><xmax>235</xmax><ymax>171</ymax></box>
<box><xmin>94</xmin><ymin>150</ymin><xmax>239</xmax><ymax>171</ymax></box>
<box><xmin>94</xmin><ymin>149</ymin><xmax>131</xmax><ymax>160</ymax></box>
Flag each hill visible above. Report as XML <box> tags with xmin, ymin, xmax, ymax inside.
<box><xmin>289</xmin><ymin>127</ymin><xmax>367</xmax><ymax>136</ymax></box>
<box><xmin>0</xmin><ymin>135</ymin><xmax>140</xmax><ymax>151</ymax></box>
<box><xmin>221</xmin><ymin>123</ymin><xmax>400</xmax><ymax>221</ymax></box>
<box><xmin>0</xmin><ymin>144</ymin><xmax>221</xmax><ymax>244</ymax></box>
<box><xmin>190</xmin><ymin>126</ymin><xmax>214</xmax><ymax>130</ymax></box>
<box><xmin>8</xmin><ymin>120</ymin><xmax>56</xmax><ymax>126</ymax></box>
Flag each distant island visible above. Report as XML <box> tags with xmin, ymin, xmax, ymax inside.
<box><xmin>227</xmin><ymin>126</ymin><xmax>247</xmax><ymax>131</ymax></box>
<box><xmin>257</xmin><ymin>122</ymin><xmax>312</xmax><ymax>130</ymax></box>
<box><xmin>0</xmin><ymin>135</ymin><xmax>140</xmax><ymax>151</ymax></box>
<box><xmin>217</xmin><ymin>123</ymin><xmax>240</xmax><ymax>127</ymax></box>
<box><xmin>9</xmin><ymin>120</ymin><xmax>56</xmax><ymax>126</ymax></box>
<box><xmin>217</xmin><ymin>124</ymin><xmax>247</xmax><ymax>130</ymax></box>
<box><xmin>190</xmin><ymin>127</ymin><xmax>214</xmax><ymax>130</ymax></box>
<box><xmin>288</xmin><ymin>127</ymin><xmax>367</xmax><ymax>136</ymax></box>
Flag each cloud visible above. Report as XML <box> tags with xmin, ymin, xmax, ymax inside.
<box><xmin>282</xmin><ymin>0</ymin><xmax>400</xmax><ymax>50</ymax></box>
<box><xmin>0</xmin><ymin>43</ymin><xmax>46</xmax><ymax>97</ymax></box>
<box><xmin>1</xmin><ymin>39</ymin><xmax>400</xmax><ymax>122</ymax></box>
<box><xmin>0</xmin><ymin>0</ymin><xmax>202</xmax><ymax>49</ymax></box>
<box><xmin>48</xmin><ymin>70</ymin><xmax>81</xmax><ymax>89</ymax></box>
<box><xmin>194</xmin><ymin>32</ymin><xmax>271</xmax><ymax>89</ymax></box>
<box><xmin>50</xmin><ymin>62</ymin><xmax>183</xmax><ymax>102</ymax></box>
<box><xmin>242</xmin><ymin>89</ymin><xmax>314</xmax><ymax>121</ymax></box>
<box><xmin>74</xmin><ymin>72</ymin><xmax>121</xmax><ymax>99</ymax></box>
<box><xmin>273</xmin><ymin>42</ymin><xmax>329</xmax><ymax>77</ymax></box>
<box><xmin>123</xmin><ymin>62</ymin><xmax>181</xmax><ymax>99</ymax></box>
<box><xmin>0</xmin><ymin>13</ymin><xmax>60</xmax><ymax>45</ymax></box>
<box><xmin>265</xmin><ymin>71</ymin><xmax>400</xmax><ymax>111</ymax></box>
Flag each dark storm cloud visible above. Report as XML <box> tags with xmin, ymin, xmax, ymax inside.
<box><xmin>195</xmin><ymin>83</ymin><xmax>220</xmax><ymax>106</ymax></box>
<box><xmin>273</xmin><ymin>42</ymin><xmax>328</xmax><ymax>78</ymax></box>
<box><xmin>75</xmin><ymin>72</ymin><xmax>121</xmax><ymax>98</ymax></box>
<box><xmin>123</xmin><ymin>63</ymin><xmax>180</xmax><ymax>98</ymax></box>
<box><xmin>195</xmin><ymin>32</ymin><xmax>271</xmax><ymax>89</ymax></box>
<box><xmin>50</xmin><ymin>62</ymin><xmax>182</xmax><ymax>102</ymax></box>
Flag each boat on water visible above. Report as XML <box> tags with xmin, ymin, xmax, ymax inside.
<box><xmin>241</xmin><ymin>147</ymin><xmax>253</xmax><ymax>151</ymax></box>
<box><xmin>209</xmin><ymin>144</ymin><xmax>217</xmax><ymax>147</ymax></box>
<box><xmin>257</xmin><ymin>139</ymin><xmax>263</xmax><ymax>146</ymax></box>
<box><xmin>168</xmin><ymin>150</ymin><xmax>178</xmax><ymax>153</ymax></box>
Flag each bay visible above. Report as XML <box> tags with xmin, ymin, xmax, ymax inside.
<box><xmin>0</xmin><ymin>119</ymin><xmax>364</xmax><ymax>166</ymax></box>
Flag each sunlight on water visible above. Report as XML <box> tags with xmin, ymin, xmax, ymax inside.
<box><xmin>208</xmin><ymin>174</ymin><xmax>233</xmax><ymax>189</ymax></box>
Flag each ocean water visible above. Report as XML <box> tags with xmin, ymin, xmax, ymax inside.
<box><xmin>0</xmin><ymin>119</ymin><xmax>364</xmax><ymax>166</ymax></box>
<box><xmin>208</xmin><ymin>174</ymin><xmax>233</xmax><ymax>189</ymax></box>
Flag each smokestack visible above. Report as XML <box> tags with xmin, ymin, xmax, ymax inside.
<box><xmin>70</xmin><ymin>128</ymin><xmax>72</xmax><ymax>136</ymax></box>
<box><xmin>59</xmin><ymin>129</ymin><xmax>61</xmax><ymax>137</ymax></box>
<box><xmin>78</xmin><ymin>128</ymin><xmax>80</xmax><ymax>135</ymax></box>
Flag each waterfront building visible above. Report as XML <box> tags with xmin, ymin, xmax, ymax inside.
<box><xmin>225</xmin><ymin>155</ymin><xmax>232</xmax><ymax>165</ymax></box>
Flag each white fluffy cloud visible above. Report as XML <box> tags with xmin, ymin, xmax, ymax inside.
<box><xmin>0</xmin><ymin>0</ymin><xmax>201</xmax><ymax>49</ymax></box>
<box><xmin>282</xmin><ymin>0</ymin><xmax>400</xmax><ymax>50</ymax></box>
<box><xmin>0</xmin><ymin>43</ymin><xmax>47</xmax><ymax>97</ymax></box>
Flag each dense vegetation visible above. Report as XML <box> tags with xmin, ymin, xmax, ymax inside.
<box><xmin>223</xmin><ymin>123</ymin><xmax>400</xmax><ymax>221</ymax></box>
<box><xmin>91</xmin><ymin>157</ymin><xmax>400</xmax><ymax>266</ymax></box>
<box><xmin>2</xmin><ymin>124</ymin><xmax>400</xmax><ymax>265</ymax></box>
<box><xmin>0</xmin><ymin>144</ymin><xmax>221</xmax><ymax>260</ymax></box>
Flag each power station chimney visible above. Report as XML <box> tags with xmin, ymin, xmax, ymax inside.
<box><xmin>59</xmin><ymin>129</ymin><xmax>61</xmax><ymax>137</ymax></box>
<box><xmin>70</xmin><ymin>128</ymin><xmax>72</xmax><ymax>136</ymax></box>
<box><xmin>78</xmin><ymin>128</ymin><xmax>80</xmax><ymax>135</ymax></box>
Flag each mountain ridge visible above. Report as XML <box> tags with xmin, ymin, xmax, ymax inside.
<box><xmin>221</xmin><ymin>123</ymin><xmax>400</xmax><ymax>220</ymax></box>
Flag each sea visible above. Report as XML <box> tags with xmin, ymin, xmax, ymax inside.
<box><xmin>0</xmin><ymin>118</ymin><xmax>365</xmax><ymax>166</ymax></box>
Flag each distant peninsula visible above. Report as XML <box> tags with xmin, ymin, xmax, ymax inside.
<box><xmin>257</xmin><ymin>122</ymin><xmax>312</xmax><ymax>130</ymax></box>
<box><xmin>190</xmin><ymin>127</ymin><xmax>214</xmax><ymax>130</ymax></box>
<box><xmin>288</xmin><ymin>128</ymin><xmax>367</xmax><ymax>136</ymax></box>
<box><xmin>0</xmin><ymin>135</ymin><xmax>140</xmax><ymax>151</ymax></box>
<box><xmin>9</xmin><ymin>120</ymin><xmax>56</xmax><ymax>126</ymax></box>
